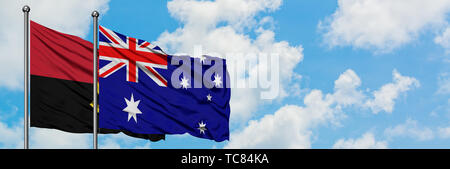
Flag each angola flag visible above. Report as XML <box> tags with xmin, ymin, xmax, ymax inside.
<box><xmin>29</xmin><ymin>20</ymin><xmax>164</xmax><ymax>141</ymax></box>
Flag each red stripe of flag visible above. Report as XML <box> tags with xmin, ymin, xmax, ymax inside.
<box><xmin>145</xmin><ymin>66</ymin><xmax>168</xmax><ymax>86</ymax></box>
<box><xmin>99</xmin><ymin>62</ymin><xmax>126</xmax><ymax>78</ymax></box>
<box><xmin>99</xmin><ymin>26</ymin><xmax>120</xmax><ymax>44</ymax></box>
<box><xmin>140</xmin><ymin>42</ymin><xmax>151</xmax><ymax>48</ymax></box>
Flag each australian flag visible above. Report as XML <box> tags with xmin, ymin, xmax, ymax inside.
<box><xmin>98</xmin><ymin>26</ymin><xmax>230</xmax><ymax>142</ymax></box>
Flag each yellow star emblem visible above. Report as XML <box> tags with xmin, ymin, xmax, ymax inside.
<box><xmin>90</xmin><ymin>82</ymin><xmax>99</xmax><ymax>113</ymax></box>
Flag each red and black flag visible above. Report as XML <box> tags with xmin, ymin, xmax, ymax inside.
<box><xmin>30</xmin><ymin>20</ymin><xmax>164</xmax><ymax>141</ymax></box>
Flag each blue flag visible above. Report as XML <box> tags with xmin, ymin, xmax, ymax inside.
<box><xmin>98</xmin><ymin>26</ymin><xmax>230</xmax><ymax>142</ymax></box>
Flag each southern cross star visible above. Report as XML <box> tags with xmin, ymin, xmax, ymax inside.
<box><xmin>123</xmin><ymin>93</ymin><xmax>142</xmax><ymax>123</ymax></box>
<box><xmin>197</xmin><ymin>121</ymin><xmax>207</xmax><ymax>134</ymax></box>
<box><xmin>207</xmin><ymin>94</ymin><xmax>212</xmax><ymax>101</ymax></box>
<box><xmin>213</xmin><ymin>74</ymin><xmax>222</xmax><ymax>87</ymax></box>
<box><xmin>180</xmin><ymin>76</ymin><xmax>190</xmax><ymax>89</ymax></box>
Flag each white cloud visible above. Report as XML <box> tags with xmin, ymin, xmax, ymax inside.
<box><xmin>333</xmin><ymin>132</ymin><xmax>388</xmax><ymax>149</ymax></box>
<box><xmin>30</xmin><ymin>128</ymin><xmax>155</xmax><ymax>149</ymax></box>
<box><xmin>0</xmin><ymin>119</ymin><xmax>23</xmax><ymax>149</ymax></box>
<box><xmin>167</xmin><ymin>0</ymin><xmax>282</xmax><ymax>30</ymax></box>
<box><xmin>0</xmin><ymin>0</ymin><xmax>109</xmax><ymax>90</ymax></box>
<box><xmin>30</xmin><ymin>128</ymin><xmax>91</xmax><ymax>149</ymax></box>
<box><xmin>435</xmin><ymin>27</ymin><xmax>450</xmax><ymax>53</ymax></box>
<box><xmin>99</xmin><ymin>133</ymin><xmax>152</xmax><ymax>149</ymax></box>
<box><xmin>0</xmin><ymin>112</ymin><xmax>92</xmax><ymax>149</ymax></box>
<box><xmin>384</xmin><ymin>119</ymin><xmax>434</xmax><ymax>141</ymax></box>
<box><xmin>225</xmin><ymin>69</ymin><xmax>420</xmax><ymax>148</ymax></box>
<box><xmin>437</xmin><ymin>73</ymin><xmax>450</xmax><ymax>95</ymax></box>
<box><xmin>329</xmin><ymin>69</ymin><xmax>365</xmax><ymax>107</ymax></box>
<box><xmin>320</xmin><ymin>0</ymin><xmax>450</xmax><ymax>52</ymax></box>
<box><xmin>0</xmin><ymin>115</ymin><xmax>153</xmax><ymax>149</ymax></box>
<box><xmin>224</xmin><ymin>98</ymin><xmax>326</xmax><ymax>149</ymax></box>
<box><xmin>365</xmin><ymin>69</ymin><xmax>420</xmax><ymax>114</ymax></box>
<box><xmin>225</xmin><ymin>69</ymin><xmax>363</xmax><ymax>148</ymax></box>
<box><xmin>438</xmin><ymin>127</ymin><xmax>450</xmax><ymax>139</ymax></box>
<box><xmin>157</xmin><ymin>0</ymin><xmax>304</xmax><ymax>123</ymax></box>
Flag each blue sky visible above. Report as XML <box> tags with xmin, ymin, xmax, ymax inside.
<box><xmin>1</xmin><ymin>0</ymin><xmax>450</xmax><ymax>149</ymax></box>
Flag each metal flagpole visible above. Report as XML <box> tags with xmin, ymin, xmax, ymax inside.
<box><xmin>23</xmin><ymin>5</ymin><xmax>30</xmax><ymax>150</ymax></box>
<box><xmin>92</xmin><ymin>11</ymin><xmax>99</xmax><ymax>149</ymax></box>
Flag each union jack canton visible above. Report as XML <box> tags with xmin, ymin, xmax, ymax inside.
<box><xmin>98</xmin><ymin>26</ymin><xmax>168</xmax><ymax>86</ymax></box>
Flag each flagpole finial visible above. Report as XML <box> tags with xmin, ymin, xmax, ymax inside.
<box><xmin>22</xmin><ymin>5</ymin><xmax>30</xmax><ymax>12</ymax></box>
<box><xmin>92</xmin><ymin>11</ymin><xmax>99</xmax><ymax>17</ymax></box>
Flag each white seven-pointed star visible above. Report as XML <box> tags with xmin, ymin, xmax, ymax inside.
<box><xmin>213</xmin><ymin>74</ymin><xmax>222</xmax><ymax>87</ymax></box>
<box><xmin>197</xmin><ymin>121</ymin><xmax>207</xmax><ymax>134</ymax></box>
<box><xmin>180</xmin><ymin>76</ymin><xmax>190</xmax><ymax>89</ymax></box>
<box><xmin>123</xmin><ymin>93</ymin><xmax>142</xmax><ymax>123</ymax></box>
<box><xmin>207</xmin><ymin>94</ymin><xmax>212</xmax><ymax>101</ymax></box>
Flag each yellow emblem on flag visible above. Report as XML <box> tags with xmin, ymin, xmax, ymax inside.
<box><xmin>90</xmin><ymin>82</ymin><xmax>99</xmax><ymax>113</ymax></box>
